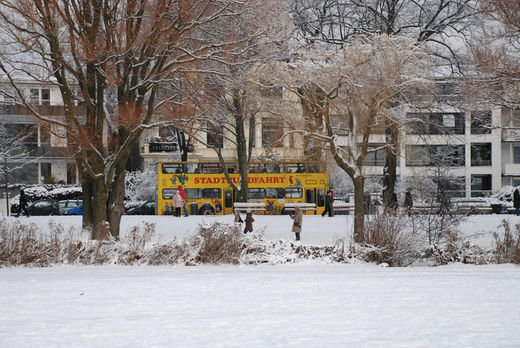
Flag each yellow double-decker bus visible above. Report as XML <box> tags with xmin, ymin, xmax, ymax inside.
<box><xmin>156</xmin><ymin>161</ymin><xmax>328</xmax><ymax>215</ymax></box>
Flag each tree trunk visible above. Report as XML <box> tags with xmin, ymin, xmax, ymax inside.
<box><xmin>353</xmin><ymin>175</ymin><xmax>365</xmax><ymax>243</ymax></box>
<box><xmin>236</xmin><ymin>110</ymin><xmax>249</xmax><ymax>202</ymax></box>
<box><xmin>108</xmin><ymin>161</ymin><xmax>127</xmax><ymax>239</ymax></box>
<box><xmin>383</xmin><ymin>122</ymin><xmax>398</xmax><ymax>209</ymax></box>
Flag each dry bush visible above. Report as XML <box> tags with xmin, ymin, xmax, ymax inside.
<box><xmin>409</xmin><ymin>211</ymin><xmax>464</xmax><ymax>246</ymax></box>
<box><xmin>360</xmin><ymin>213</ymin><xmax>419</xmax><ymax>266</ymax></box>
<box><xmin>121</xmin><ymin>222</ymin><xmax>156</xmax><ymax>264</ymax></box>
<box><xmin>494</xmin><ymin>220</ymin><xmax>520</xmax><ymax>264</ymax></box>
<box><xmin>195</xmin><ymin>222</ymin><xmax>242</xmax><ymax>264</ymax></box>
<box><xmin>0</xmin><ymin>219</ymin><xmax>51</xmax><ymax>267</ymax></box>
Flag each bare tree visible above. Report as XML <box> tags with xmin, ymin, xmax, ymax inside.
<box><xmin>291</xmin><ymin>0</ymin><xmax>479</xmax><ymax>208</ymax></box>
<box><xmin>278</xmin><ymin>35</ymin><xmax>434</xmax><ymax>242</ymax></box>
<box><xmin>468</xmin><ymin>0</ymin><xmax>520</xmax><ymax>109</ymax></box>
<box><xmin>0</xmin><ymin>122</ymin><xmax>37</xmax><ymax>215</ymax></box>
<box><xmin>0</xmin><ymin>0</ymin><xmax>256</xmax><ymax>239</ymax></box>
<box><xmin>174</xmin><ymin>0</ymin><xmax>292</xmax><ymax>203</ymax></box>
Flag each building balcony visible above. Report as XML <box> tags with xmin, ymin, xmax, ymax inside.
<box><xmin>0</xmin><ymin>104</ymin><xmax>85</xmax><ymax>117</ymax></box>
<box><xmin>503</xmin><ymin>163</ymin><xmax>520</xmax><ymax>176</ymax></box>
<box><xmin>502</xmin><ymin>129</ymin><xmax>520</xmax><ymax>142</ymax></box>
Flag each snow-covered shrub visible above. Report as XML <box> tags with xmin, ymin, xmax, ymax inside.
<box><xmin>409</xmin><ymin>211</ymin><xmax>464</xmax><ymax>246</ymax></box>
<box><xmin>194</xmin><ymin>222</ymin><xmax>242</xmax><ymax>264</ymax></box>
<box><xmin>122</xmin><ymin>222</ymin><xmax>156</xmax><ymax>264</ymax></box>
<box><xmin>0</xmin><ymin>219</ymin><xmax>54</xmax><ymax>267</ymax></box>
<box><xmin>360</xmin><ymin>213</ymin><xmax>419</xmax><ymax>266</ymax></box>
<box><xmin>494</xmin><ymin>220</ymin><xmax>520</xmax><ymax>264</ymax></box>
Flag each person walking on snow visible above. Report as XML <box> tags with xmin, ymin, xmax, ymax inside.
<box><xmin>322</xmin><ymin>190</ymin><xmax>333</xmax><ymax>217</ymax></box>
<box><xmin>244</xmin><ymin>210</ymin><xmax>254</xmax><ymax>233</ymax></box>
<box><xmin>291</xmin><ymin>206</ymin><xmax>303</xmax><ymax>241</ymax></box>
<box><xmin>514</xmin><ymin>188</ymin><xmax>520</xmax><ymax>216</ymax></box>
<box><xmin>172</xmin><ymin>190</ymin><xmax>183</xmax><ymax>217</ymax></box>
<box><xmin>16</xmin><ymin>189</ymin><xmax>29</xmax><ymax>217</ymax></box>
<box><xmin>178</xmin><ymin>185</ymin><xmax>189</xmax><ymax>217</ymax></box>
<box><xmin>234</xmin><ymin>209</ymin><xmax>243</xmax><ymax>225</ymax></box>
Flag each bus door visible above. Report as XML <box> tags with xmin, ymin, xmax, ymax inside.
<box><xmin>316</xmin><ymin>189</ymin><xmax>325</xmax><ymax>215</ymax></box>
<box><xmin>306</xmin><ymin>189</ymin><xmax>316</xmax><ymax>215</ymax></box>
<box><xmin>224</xmin><ymin>189</ymin><xmax>234</xmax><ymax>214</ymax></box>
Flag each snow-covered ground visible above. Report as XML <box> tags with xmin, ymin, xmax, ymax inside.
<box><xmin>4</xmin><ymin>212</ymin><xmax>514</xmax><ymax>248</ymax></box>
<box><xmin>1</xmin><ymin>214</ymin><xmax>519</xmax><ymax>347</ymax></box>
<box><xmin>1</xmin><ymin>263</ymin><xmax>519</xmax><ymax>347</ymax></box>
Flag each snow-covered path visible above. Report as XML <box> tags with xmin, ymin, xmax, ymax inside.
<box><xmin>1</xmin><ymin>263</ymin><xmax>519</xmax><ymax>347</ymax></box>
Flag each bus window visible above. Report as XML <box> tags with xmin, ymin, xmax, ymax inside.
<box><xmin>249</xmin><ymin>188</ymin><xmax>265</xmax><ymax>199</ymax></box>
<box><xmin>306</xmin><ymin>189</ymin><xmax>315</xmax><ymax>203</ymax></box>
<box><xmin>186</xmin><ymin>163</ymin><xmax>200</xmax><ymax>174</ymax></box>
<box><xmin>306</xmin><ymin>163</ymin><xmax>321</xmax><ymax>173</ymax></box>
<box><xmin>265</xmin><ymin>163</ymin><xmax>280</xmax><ymax>173</ymax></box>
<box><xmin>185</xmin><ymin>188</ymin><xmax>202</xmax><ymax>199</ymax></box>
<box><xmin>162</xmin><ymin>163</ymin><xmax>183</xmax><ymax>174</ymax></box>
<box><xmin>224</xmin><ymin>190</ymin><xmax>233</xmax><ymax>208</ymax></box>
<box><xmin>202</xmin><ymin>164</ymin><xmax>221</xmax><ymax>174</ymax></box>
<box><xmin>226</xmin><ymin>164</ymin><xmax>237</xmax><ymax>173</ymax></box>
<box><xmin>162</xmin><ymin>188</ymin><xmax>176</xmax><ymax>199</ymax></box>
<box><xmin>249</xmin><ymin>163</ymin><xmax>265</xmax><ymax>173</ymax></box>
<box><xmin>286</xmin><ymin>187</ymin><xmax>303</xmax><ymax>198</ymax></box>
<box><xmin>284</xmin><ymin>163</ymin><xmax>304</xmax><ymax>173</ymax></box>
<box><xmin>202</xmin><ymin>188</ymin><xmax>221</xmax><ymax>199</ymax></box>
<box><xmin>266</xmin><ymin>187</ymin><xmax>284</xmax><ymax>199</ymax></box>
<box><xmin>317</xmin><ymin>189</ymin><xmax>325</xmax><ymax>207</ymax></box>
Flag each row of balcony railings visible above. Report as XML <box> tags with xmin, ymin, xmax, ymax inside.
<box><xmin>0</xmin><ymin>104</ymin><xmax>85</xmax><ymax>116</ymax></box>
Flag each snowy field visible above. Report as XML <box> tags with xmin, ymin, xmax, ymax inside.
<box><xmin>1</xmin><ymin>214</ymin><xmax>519</xmax><ymax>347</ymax></box>
<box><xmin>3</xmin><ymin>212</ymin><xmax>516</xmax><ymax>248</ymax></box>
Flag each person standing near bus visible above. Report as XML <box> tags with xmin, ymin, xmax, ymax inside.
<box><xmin>172</xmin><ymin>190</ymin><xmax>183</xmax><ymax>217</ymax></box>
<box><xmin>291</xmin><ymin>207</ymin><xmax>303</xmax><ymax>241</ymax></box>
<box><xmin>244</xmin><ymin>210</ymin><xmax>254</xmax><ymax>234</ymax></box>
<box><xmin>322</xmin><ymin>190</ymin><xmax>332</xmax><ymax>217</ymax></box>
<box><xmin>177</xmin><ymin>185</ymin><xmax>189</xmax><ymax>217</ymax></box>
<box><xmin>328</xmin><ymin>188</ymin><xmax>334</xmax><ymax>217</ymax></box>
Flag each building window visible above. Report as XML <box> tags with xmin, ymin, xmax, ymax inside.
<box><xmin>471</xmin><ymin>143</ymin><xmax>492</xmax><ymax>166</ymax></box>
<box><xmin>513</xmin><ymin>145</ymin><xmax>520</xmax><ymax>164</ymax></box>
<box><xmin>471</xmin><ymin>111</ymin><xmax>492</xmax><ymax>134</ymax></box>
<box><xmin>30</xmin><ymin>89</ymin><xmax>39</xmax><ymax>104</ymax></box>
<box><xmin>262</xmin><ymin>117</ymin><xmax>283</xmax><ymax>148</ymax></box>
<box><xmin>407</xmin><ymin>113</ymin><xmax>465</xmax><ymax>135</ymax></box>
<box><xmin>364</xmin><ymin>145</ymin><xmax>387</xmax><ymax>166</ymax></box>
<box><xmin>206</xmin><ymin>122</ymin><xmax>223</xmax><ymax>148</ymax></box>
<box><xmin>67</xmin><ymin>163</ymin><xmax>77</xmax><ymax>184</ymax></box>
<box><xmin>406</xmin><ymin>145</ymin><xmax>465</xmax><ymax>167</ymax></box>
<box><xmin>40</xmin><ymin>163</ymin><xmax>51</xmax><ymax>183</ymax></box>
<box><xmin>471</xmin><ymin>174</ymin><xmax>492</xmax><ymax>197</ymax></box>
<box><xmin>41</xmin><ymin>89</ymin><xmax>50</xmax><ymax>105</ymax></box>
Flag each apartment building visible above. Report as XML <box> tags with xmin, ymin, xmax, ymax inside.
<box><xmin>0</xmin><ymin>80</ymin><xmax>76</xmax><ymax>185</ymax></box>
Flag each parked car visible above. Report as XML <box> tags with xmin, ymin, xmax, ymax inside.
<box><xmin>58</xmin><ymin>199</ymin><xmax>82</xmax><ymax>215</ymax></box>
<box><xmin>23</xmin><ymin>199</ymin><xmax>60</xmax><ymax>216</ymax></box>
<box><xmin>64</xmin><ymin>204</ymin><xmax>83</xmax><ymax>215</ymax></box>
<box><xmin>124</xmin><ymin>201</ymin><xmax>155</xmax><ymax>215</ymax></box>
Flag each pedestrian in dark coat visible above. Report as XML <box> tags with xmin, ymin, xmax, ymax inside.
<box><xmin>291</xmin><ymin>207</ymin><xmax>303</xmax><ymax>241</ymax></box>
<box><xmin>322</xmin><ymin>190</ymin><xmax>332</xmax><ymax>217</ymax></box>
<box><xmin>514</xmin><ymin>188</ymin><xmax>520</xmax><ymax>215</ymax></box>
<box><xmin>404</xmin><ymin>191</ymin><xmax>413</xmax><ymax>209</ymax></box>
<box><xmin>16</xmin><ymin>189</ymin><xmax>29</xmax><ymax>217</ymax></box>
<box><xmin>244</xmin><ymin>211</ymin><xmax>254</xmax><ymax>233</ymax></box>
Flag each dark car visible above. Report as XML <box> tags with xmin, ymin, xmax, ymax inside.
<box><xmin>124</xmin><ymin>201</ymin><xmax>155</xmax><ymax>215</ymax></box>
<box><xmin>64</xmin><ymin>204</ymin><xmax>83</xmax><ymax>215</ymax></box>
<box><xmin>24</xmin><ymin>199</ymin><xmax>60</xmax><ymax>216</ymax></box>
